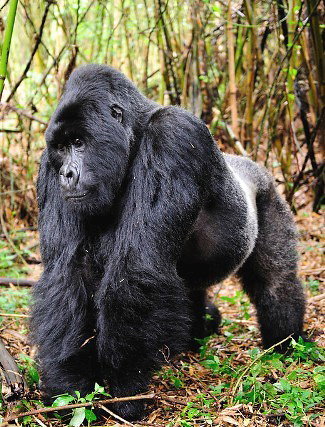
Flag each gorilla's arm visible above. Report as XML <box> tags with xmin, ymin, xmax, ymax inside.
<box><xmin>31</xmin><ymin>151</ymin><xmax>97</xmax><ymax>397</ymax></box>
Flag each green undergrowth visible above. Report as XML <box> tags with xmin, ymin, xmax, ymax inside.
<box><xmin>163</xmin><ymin>336</ymin><xmax>325</xmax><ymax>427</ymax></box>
<box><xmin>0</xmin><ymin>240</ymin><xmax>29</xmax><ymax>278</ymax></box>
<box><xmin>1</xmin><ymin>324</ymin><xmax>324</xmax><ymax>426</ymax></box>
<box><xmin>0</xmin><ymin>286</ymin><xmax>30</xmax><ymax>329</ymax></box>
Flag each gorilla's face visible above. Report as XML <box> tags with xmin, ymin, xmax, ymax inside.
<box><xmin>45</xmin><ymin>96</ymin><xmax>132</xmax><ymax>215</ymax></box>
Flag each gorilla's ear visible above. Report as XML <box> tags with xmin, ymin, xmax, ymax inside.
<box><xmin>111</xmin><ymin>105</ymin><xmax>123</xmax><ymax>123</ymax></box>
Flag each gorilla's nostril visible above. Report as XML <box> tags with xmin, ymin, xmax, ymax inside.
<box><xmin>59</xmin><ymin>164</ymin><xmax>79</xmax><ymax>190</ymax></box>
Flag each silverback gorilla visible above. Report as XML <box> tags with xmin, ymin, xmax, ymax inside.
<box><xmin>32</xmin><ymin>64</ymin><xmax>306</xmax><ymax>420</ymax></box>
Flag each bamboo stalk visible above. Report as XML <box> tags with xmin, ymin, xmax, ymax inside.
<box><xmin>281</xmin><ymin>0</ymin><xmax>296</xmax><ymax>193</ymax></box>
<box><xmin>157</xmin><ymin>0</ymin><xmax>181</xmax><ymax>104</ymax></box>
<box><xmin>287</xmin><ymin>0</ymin><xmax>296</xmax><ymax>123</ymax></box>
<box><xmin>243</xmin><ymin>0</ymin><xmax>256</xmax><ymax>151</ymax></box>
<box><xmin>305</xmin><ymin>0</ymin><xmax>325</xmax><ymax>154</ymax></box>
<box><xmin>300</xmin><ymin>30</ymin><xmax>318</xmax><ymax>121</ymax></box>
<box><xmin>122</xmin><ymin>0</ymin><xmax>134</xmax><ymax>80</ymax></box>
<box><xmin>154</xmin><ymin>0</ymin><xmax>167</xmax><ymax>104</ymax></box>
<box><xmin>306</xmin><ymin>0</ymin><xmax>325</xmax><ymax>111</ymax></box>
<box><xmin>0</xmin><ymin>0</ymin><xmax>18</xmax><ymax>100</ymax></box>
<box><xmin>226</xmin><ymin>0</ymin><xmax>239</xmax><ymax>138</ymax></box>
<box><xmin>234</xmin><ymin>25</ymin><xmax>244</xmax><ymax>79</ymax></box>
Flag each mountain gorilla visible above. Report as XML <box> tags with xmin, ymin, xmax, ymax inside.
<box><xmin>32</xmin><ymin>64</ymin><xmax>306</xmax><ymax>420</ymax></box>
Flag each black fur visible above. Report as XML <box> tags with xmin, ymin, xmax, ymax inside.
<box><xmin>31</xmin><ymin>65</ymin><xmax>306</xmax><ymax>420</ymax></box>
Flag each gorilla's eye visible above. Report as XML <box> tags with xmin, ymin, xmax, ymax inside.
<box><xmin>73</xmin><ymin>138</ymin><xmax>83</xmax><ymax>148</ymax></box>
<box><xmin>111</xmin><ymin>106</ymin><xmax>123</xmax><ymax>123</ymax></box>
<box><xmin>57</xmin><ymin>143</ymin><xmax>65</xmax><ymax>152</ymax></box>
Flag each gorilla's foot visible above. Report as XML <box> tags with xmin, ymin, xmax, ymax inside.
<box><xmin>190</xmin><ymin>300</ymin><xmax>222</xmax><ymax>351</ymax></box>
<box><xmin>205</xmin><ymin>301</ymin><xmax>222</xmax><ymax>336</ymax></box>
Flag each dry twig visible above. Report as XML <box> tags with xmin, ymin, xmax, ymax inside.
<box><xmin>0</xmin><ymin>277</ymin><xmax>36</xmax><ymax>286</ymax></box>
<box><xmin>3</xmin><ymin>393</ymin><xmax>155</xmax><ymax>423</ymax></box>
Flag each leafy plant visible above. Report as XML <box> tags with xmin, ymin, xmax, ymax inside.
<box><xmin>220</xmin><ymin>290</ymin><xmax>251</xmax><ymax>320</ymax></box>
<box><xmin>161</xmin><ymin>368</ymin><xmax>185</xmax><ymax>389</ymax></box>
<box><xmin>305</xmin><ymin>278</ymin><xmax>320</xmax><ymax>295</ymax></box>
<box><xmin>52</xmin><ymin>383</ymin><xmax>110</xmax><ymax>427</ymax></box>
<box><xmin>0</xmin><ymin>286</ymin><xmax>30</xmax><ymax>317</ymax></box>
<box><xmin>19</xmin><ymin>354</ymin><xmax>39</xmax><ymax>387</ymax></box>
<box><xmin>0</xmin><ymin>240</ymin><xmax>28</xmax><ymax>277</ymax></box>
<box><xmin>198</xmin><ymin>335</ymin><xmax>325</xmax><ymax>426</ymax></box>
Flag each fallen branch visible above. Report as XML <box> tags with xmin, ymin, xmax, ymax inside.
<box><xmin>0</xmin><ymin>277</ymin><xmax>36</xmax><ymax>286</ymax></box>
<box><xmin>3</xmin><ymin>393</ymin><xmax>156</xmax><ymax>423</ymax></box>
<box><xmin>0</xmin><ymin>338</ymin><xmax>27</xmax><ymax>401</ymax></box>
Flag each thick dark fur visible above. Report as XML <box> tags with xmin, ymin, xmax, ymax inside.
<box><xmin>32</xmin><ymin>64</ymin><xmax>306</xmax><ymax>420</ymax></box>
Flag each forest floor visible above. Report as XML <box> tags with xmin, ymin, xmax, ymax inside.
<box><xmin>0</xmin><ymin>211</ymin><xmax>324</xmax><ymax>427</ymax></box>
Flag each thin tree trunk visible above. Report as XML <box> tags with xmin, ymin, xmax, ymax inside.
<box><xmin>226</xmin><ymin>0</ymin><xmax>239</xmax><ymax>138</ymax></box>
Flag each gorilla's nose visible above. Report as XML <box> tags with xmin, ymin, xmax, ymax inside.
<box><xmin>59</xmin><ymin>163</ymin><xmax>79</xmax><ymax>190</ymax></box>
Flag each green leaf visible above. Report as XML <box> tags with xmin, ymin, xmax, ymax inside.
<box><xmin>287</xmin><ymin>371</ymin><xmax>297</xmax><ymax>381</ymax></box>
<box><xmin>69</xmin><ymin>407</ymin><xmax>85</xmax><ymax>427</ymax></box>
<box><xmin>313</xmin><ymin>372</ymin><xmax>325</xmax><ymax>388</ymax></box>
<box><xmin>94</xmin><ymin>383</ymin><xmax>105</xmax><ymax>393</ymax></box>
<box><xmin>271</xmin><ymin>358</ymin><xmax>283</xmax><ymax>371</ymax></box>
<box><xmin>85</xmin><ymin>392</ymin><xmax>95</xmax><ymax>401</ymax></box>
<box><xmin>52</xmin><ymin>394</ymin><xmax>75</xmax><ymax>407</ymax></box>
<box><xmin>28</xmin><ymin>366</ymin><xmax>40</xmax><ymax>383</ymax></box>
<box><xmin>22</xmin><ymin>416</ymin><xmax>33</xmax><ymax>425</ymax></box>
<box><xmin>85</xmin><ymin>409</ymin><xmax>97</xmax><ymax>422</ymax></box>
<box><xmin>187</xmin><ymin>408</ymin><xmax>200</xmax><ymax>419</ymax></box>
<box><xmin>173</xmin><ymin>378</ymin><xmax>184</xmax><ymax>388</ymax></box>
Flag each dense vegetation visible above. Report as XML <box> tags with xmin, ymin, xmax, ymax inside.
<box><xmin>0</xmin><ymin>1</ymin><xmax>324</xmax><ymax>426</ymax></box>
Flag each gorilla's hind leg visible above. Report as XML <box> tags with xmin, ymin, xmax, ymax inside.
<box><xmin>189</xmin><ymin>289</ymin><xmax>221</xmax><ymax>350</ymax></box>
<box><xmin>238</xmin><ymin>183</ymin><xmax>305</xmax><ymax>351</ymax></box>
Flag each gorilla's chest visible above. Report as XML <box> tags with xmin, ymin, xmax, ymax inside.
<box><xmin>77</xmin><ymin>239</ymin><xmax>106</xmax><ymax>295</ymax></box>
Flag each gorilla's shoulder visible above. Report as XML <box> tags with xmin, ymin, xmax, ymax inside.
<box><xmin>147</xmin><ymin>106</ymin><xmax>217</xmax><ymax>156</ymax></box>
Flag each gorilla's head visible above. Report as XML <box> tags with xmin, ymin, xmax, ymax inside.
<box><xmin>45</xmin><ymin>65</ymin><xmax>154</xmax><ymax>215</ymax></box>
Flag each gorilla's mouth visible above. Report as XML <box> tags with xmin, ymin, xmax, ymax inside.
<box><xmin>65</xmin><ymin>192</ymin><xmax>89</xmax><ymax>201</ymax></box>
